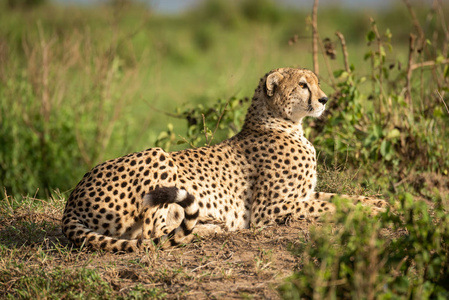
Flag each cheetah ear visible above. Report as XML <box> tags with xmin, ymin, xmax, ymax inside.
<box><xmin>266</xmin><ymin>72</ymin><xmax>284</xmax><ymax>97</ymax></box>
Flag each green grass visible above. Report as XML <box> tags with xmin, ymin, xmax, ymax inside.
<box><xmin>1</xmin><ymin>265</ymin><xmax>113</xmax><ymax>299</ymax></box>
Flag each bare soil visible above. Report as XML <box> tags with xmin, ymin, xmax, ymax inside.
<box><xmin>70</xmin><ymin>222</ymin><xmax>311</xmax><ymax>299</ymax></box>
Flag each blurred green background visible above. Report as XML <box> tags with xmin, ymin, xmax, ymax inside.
<box><xmin>0</xmin><ymin>0</ymin><xmax>448</xmax><ymax>198</ymax></box>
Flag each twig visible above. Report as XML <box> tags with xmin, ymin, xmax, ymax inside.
<box><xmin>436</xmin><ymin>90</ymin><xmax>449</xmax><ymax>115</ymax></box>
<box><xmin>312</xmin><ymin>0</ymin><xmax>319</xmax><ymax>75</ymax></box>
<box><xmin>202</xmin><ymin>114</ymin><xmax>209</xmax><ymax>145</ymax></box>
<box><xmin>411</xmin><ymin>58</ymin><xmax>449</xmax><ymax>70</ymax></box>
<box><xmin>405</xmin><ymin>33</ymin><xmax>416</xmax><ymax>111</ymax></box>
<box><xmin>318</xmin><ymin>37</ymin><xmax>337</xmax><ymax>90</ymax></box>
<box><xmin>370</xmin><ymin>18</ymin><xmax>384</xmax><ymax>107</ymax></box>
<box><xmin>148</xmin><ymin>104</ymin><xmax>183</xmax><ymax>119</ymax></box>
<box><xmin>403</xmin><ymin>0</ymin><xmax>425</xmax><ymax>46</ymax></box>
<box><xmin>436</xmin><ymin>0</ymin><xmax>449</xmax><ymax>58</ymax></box>
<box><xmin>403</xmin><ymin>0</ymin><xmax>442</xmax><ymax>89</ymax></box>
<box><xmin>177</xmin><ymin>135</ymin><xmax>196</xmax><ymax>149</ymax></box>
<box><xmin>37</xmin><ymin>21</ymin><xmax>53</xmax><ymax>123</ymax></box>
<box><xmin>209</xmin><ymin>100</ymin><xmax>230</xmax><ymax>146</ymax></box>
<box><xmin>335</xmin><ymin>31</ymin><xmax>350</xmax><ymax>73</ymax></box>
<box><xmin>191</xmin><ymin>261</ymin><xmax>216</xmax><ymax>272</ymax></box>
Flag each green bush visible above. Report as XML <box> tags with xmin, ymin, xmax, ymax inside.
<box><xmin>279</xmin><ymin>194</ymin><xmax>449</xmax><ymax>299</ymax></box>
<box><xmin>0</xmin><ymin>75</ymin><xmax>79</xmax><ymax>197</ymax></box>
<box><xmin>308</xmin><ymin>19</ymin><xmax>449</xmax><ymax>175</ymax></box>
<box><xmin>155</xmin><ymin>97</ymin><xmax>249</xmax><ymax>150</ymax></box>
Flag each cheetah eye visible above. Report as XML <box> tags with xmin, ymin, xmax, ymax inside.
<box><xmin>298</xmin><ymin>82</ymin><xmax>308</xmax><ymax>89</ymax></box>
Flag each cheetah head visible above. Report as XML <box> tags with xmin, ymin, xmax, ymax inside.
<box><xmin>265</xmin><ymin>68</ymin><xmax>328</xmax><ymax>122</ymax></box>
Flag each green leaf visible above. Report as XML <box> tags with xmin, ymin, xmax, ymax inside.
<box><xmin>433</xmin><ymin>107</ymin><xmax>443</xmax><ymax>118</ymax></box>
<box><xmin>380</xmin><ymin>139</ymin><xmax>393</xmax><ymax>161</ymax></box>
<box><xmin>444</xmin><ymin>65</ymin><xmax>449</xmax><ymax>78</ymax></box>
<box><xmin>366</xmin><ymin>30</ymin><xmax>375</xmax><ymax>42</ymax></box>
<box><xmin>380</xmin><ymin>45</ymin><xmax>386</xmax><ymax>58</ymax></box>
<box><xmin>374</xmin><ymin>124</ymin><xmax>383</xmax><ymax>139</ymax></box>
<box><xmin>333</xmin><ymin>69</ymin><xmax>344</xmax><ymax>78</ymax></box>
<box><xmin>364</xmin><ymin>51</ymin><xmax>372</xmax><ymax>60</ymax></box>
<box><xmin>386</xmin><ymin>128</ymin><xmax>401</xmax><ymax>140</ymax></box>
<box><xmin>385</xmin><ymin>28</ymin><xmax>392</xmax><ymax>39</ymax></box>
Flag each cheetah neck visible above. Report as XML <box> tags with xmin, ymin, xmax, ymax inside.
<box><xmin>241</xmin><ymin>96</ymin><xmax>304</xmax><ymax>136</ymax></box>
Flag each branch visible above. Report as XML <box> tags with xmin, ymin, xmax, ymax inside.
<box><xmin>370</xmin><ymin>18</ymin><xmax>384</xmax><ymax>103</ymax></box>
<box><xmin>436</xmin><ymin>90</ymin><xmax>449</xmax><ymax>115</ymax></box>
<box><xmin>318</xmin><ymin>37</ymin><xmax>337</xmax><ymax>90</ymax></box>
<box><xmin>405</xmin><ymin>33</ymin><xmax>416</xmax><ymax>108</ymax></box>
<box><xmin>403</xmin><ymin>0</ymin><xmax>425</xmax><ymax>46</ymax></box>
<box><xmin>312</xmin><ymin>0</ymin><xmax>319</xmax><ymax>75</ymax></box>
<box><xmin>436</xmin><ymin>0</ymin><xmax>449</xmax><ymax>58</ymax></box>
<box><xmin>209</xmin><ymin>99</ymin><xmax>230</xmax><ymax>146</ymax></box>
<box><xmin>411</xmin><ymin>58</ymin><xmax>449</xmax><ymax>70</ymax></box>
<box><xmin>335</xmin><ymin>31</ymin><xmax>350</xmax><ymax>73</ymax></box>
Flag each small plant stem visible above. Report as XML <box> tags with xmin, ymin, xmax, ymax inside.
<box><xmin>436</xmin><ymin>0</ymin><xmax>449</xmax><ymax>58</ymax></box>
<box><xmin>312</xmin><ymin>0</ymin><xmax>319</xmax><ymax>75</ymax></box>
<box><xmin>177</xmin><ymin>135</ymin><xmax>196</xmax><ymax>149</ymax></box>
<box><xmin>318</xmin><ymin>38</ymin><xmax>337</xmax><ymax>90</ymax></box>
<box><xmin>403</xmin><ymin>0</ymin><xmax>442</xmax><ymax>89</ymax></box>
<box><xmin>335</xmin><ymin>31</ymin><xmax>350</xmax><ymax>73</ymax></box>
<box><xmin>403</xmin><ymin>0</ymin><xmax>425</xmax><ymax>45</ymax></box>
<box><xmin>411</xmin><ymin>58</ymin><xmax>449</xmax><ymax>70</ymax></box>
<box><xmin>209</xmin><ymin>99</ymin><xmax>230</xmax><ymax>146</ymax></box>
<box><xmin>406</xmin><ymin>33</ymin><xmax>416</xmax><ymax>113</ymax></box>
<box><xmin>202</xmin><ymin>114</ymin><xmax>209</xmax><ymax>145</ymax></box>
<box><xmin>37</xmin><ymin>21</ymin><xmax>51</xmax><ymax>123</ymax></box>
<box><xmin>436</xmin><ymin>90</ymin><xmax>449</xmax><ymax>115</ymax></box>
<box><xmin>370</xmin><ymin>18</ymin><xmax>384</xmax><ymax>111</ymax></box>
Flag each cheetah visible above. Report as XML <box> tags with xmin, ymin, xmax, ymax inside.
<box><xmin>62</xmin><ymin>67</ymin><xmax>388</xmax><ymax>252</ymax></box>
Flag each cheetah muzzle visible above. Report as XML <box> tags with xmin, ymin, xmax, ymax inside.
<box><xmin>62</xmin><ymin>67</ymin><xmax>389</xmax><ymax>252</ymax></box>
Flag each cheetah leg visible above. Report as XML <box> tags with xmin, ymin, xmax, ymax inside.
<box><xmin>312</xmin><ymin>192</ymin><xmax>389</xmax><ymax>214</ymax></box>
<box><xmin>289</xmin><ymin>192</ymin><xmax>389</xmax><ymax>221</ymax></box>
<box><xmin>251</xmin><ymin>191</ymin><xmax>389</xmax><ymax>226</ymax></box>
<box><xmin>142</xmin><ymin>187</ymin><xmax>199</xmax><ymax>248</ymax></box>
<box><xmin>192</xmin><ymin>224</ymin><xmax>223</xmax><ymax>236</ymax></box>
<box><xmin>288</xmin><ymin>192</ymin><xmax>389</xmax><ymax>220</ymax></box>
<box><xmin>267</xmin><ymin>193</ymin><xmax>387</xmax><ymax>224</ymax></box>
<box><xmin>189</xmin><ymin>215</ymin><xmax>224</xmax><ymax>237</ymax></box>
<box><xmin>250</xmin><ymin>176</ymin><xmax>341</xmax><ymax>225</ymax></box>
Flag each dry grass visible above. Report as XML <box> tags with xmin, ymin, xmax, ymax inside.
<box><xmin>0</xmin><ymin>190</ymin><xmax>315</xmax><ymax>299</ymax></box>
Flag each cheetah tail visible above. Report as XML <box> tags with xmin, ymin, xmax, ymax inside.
<box><xmin>143</xmin><ymin>187</ymin><xmax>199</xmax><ymax>248</ymax></box>
<box><xmin>62</xmin><ymin>214</ymin><xmax>143</xmax><ymax>253</ymax></box>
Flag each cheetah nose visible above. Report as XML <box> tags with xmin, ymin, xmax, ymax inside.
<box><xmin>318</xmin><ymin>97</ymin><xmax>328</xmax><ymax>105</ymax></box>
